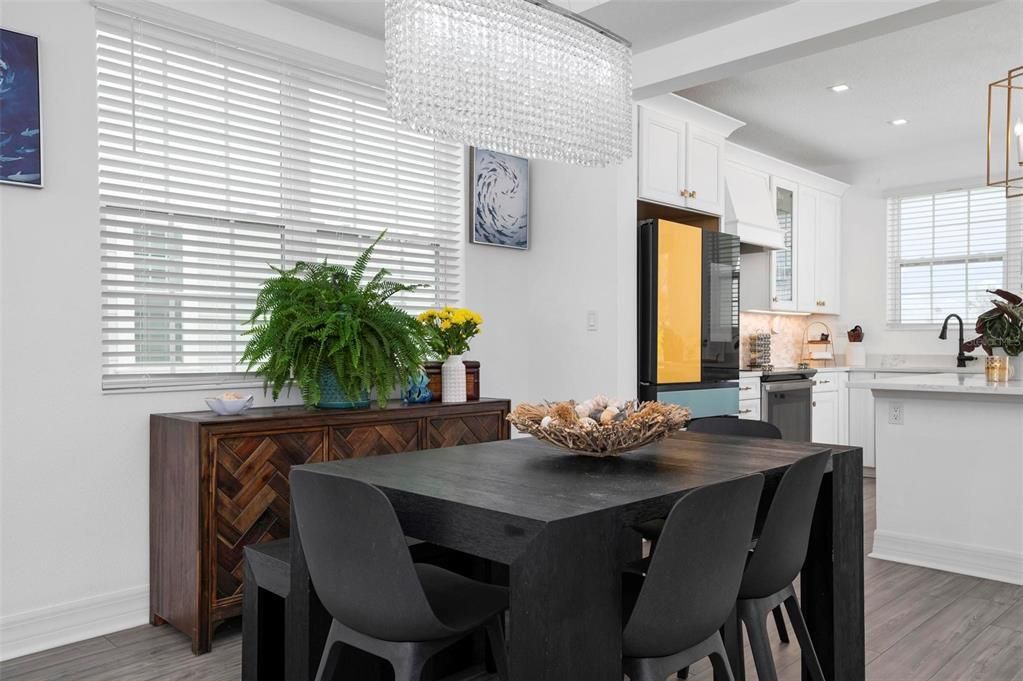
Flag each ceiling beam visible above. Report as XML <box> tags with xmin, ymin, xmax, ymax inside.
<box><xmin>632</xmin><ymin>0</ymin><xmax>998</xmax><ymax>99</ymax></box>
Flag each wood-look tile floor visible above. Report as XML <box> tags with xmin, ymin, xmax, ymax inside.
<box><xmin>4</xmin><ymin>479</ymin><xmax>1022</xmax><ymax>681</ymax></box>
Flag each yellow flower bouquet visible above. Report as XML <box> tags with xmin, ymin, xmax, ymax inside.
<box><xmin>418</xmin><ymin>307</ymin><xmax>483</xmax><ymax>358</ymax></box>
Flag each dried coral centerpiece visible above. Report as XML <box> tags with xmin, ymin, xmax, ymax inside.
<box><xmin>508</xmin><ymin>396</ymin><xmax>691</xmax><ymax>457</ymax></box>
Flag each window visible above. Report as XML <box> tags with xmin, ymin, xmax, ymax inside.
<box><xmin>887</xmin><ymin>186</ymin><xmax>1021</xmax><ymax>326</ymax></box>
<box><xmin>96</xmin><ymin>8</ymin><xmax>463</xmax><ymax>390</ymax></box>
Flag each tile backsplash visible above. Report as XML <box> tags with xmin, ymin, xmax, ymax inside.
<box><xmin>740</xmin><ymin>313</ymin><xmax>847</xmax><ymax>368</ymax></box>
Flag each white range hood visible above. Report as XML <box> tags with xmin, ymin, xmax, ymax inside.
<box><xmin>723</xmin><ymin>162</ymin><xmax>784</xmax><ymax>250</ymax></box>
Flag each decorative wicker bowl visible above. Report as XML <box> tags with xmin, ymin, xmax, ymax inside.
<box><xmin>508</xmin><ymin>397</ymin><xmax>691</xmax><ymax>457</ymax></box>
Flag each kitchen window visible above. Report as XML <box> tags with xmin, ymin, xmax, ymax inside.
<box><xmin>96</xmin><ymin>8</ymin><xmax>463</xmax><ymax>390</ymax></box>
<box><xmin>886</xmin><ymin>186</ymin><xmax>1022</xmax><ymax>327</ymax></box>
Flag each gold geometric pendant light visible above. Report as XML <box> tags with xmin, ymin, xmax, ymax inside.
<box><xmin>988</xmin><ymin>65</ymin><xmax>1023</xmax><ymax>198</ymax></box>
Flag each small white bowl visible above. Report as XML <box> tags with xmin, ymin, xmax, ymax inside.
<box><xmin>205</xmin><ymin>395</ymin><xmax>254</xmax><ymax>415</ymax></box>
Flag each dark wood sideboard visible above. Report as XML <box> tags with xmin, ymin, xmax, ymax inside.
<box><xmin>150</xmin><ymin>398</ymin><xmax>511</xmax><ymax>654</ymax></box>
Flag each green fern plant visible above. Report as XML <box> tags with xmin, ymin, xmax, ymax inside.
<box><xmin>241</xmin><ymin>232</ymin><xmax>429</xmax><ymax>408</ymax></box>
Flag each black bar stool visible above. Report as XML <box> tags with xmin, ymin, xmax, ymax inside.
<box><xmin>737</xmin><ymin>450</ymin><xmax>831</xmax><ymax>681</ymax></box>
<box><xmin>621</xmin><ymin>474</ymin><xmax>764</xmax><ymax>681</ymax></box>
<box><xmin>291</xmin><ymin>470</ymin><xmax>509</xmax><ymax>681</ymax></box>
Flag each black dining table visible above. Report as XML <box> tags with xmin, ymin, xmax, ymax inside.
<box><xmin>285</xmin><ymin>432</ymin><xmax>864</xmax><ymax>681</ymax></box>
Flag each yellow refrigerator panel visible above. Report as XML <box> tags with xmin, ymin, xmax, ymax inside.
<box><xmin>656</xmin><ymin>220</ymin><xmax>702</xmax><ymax>384</ymax></box>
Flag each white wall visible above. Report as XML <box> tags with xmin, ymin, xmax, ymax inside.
<box><xmin>467</xmin><ymin>161</ymin><xmax>633</xmax><ymax>408</ymax></box>
<box><xmin>829</xmin><ymin>140</ymin><xmax>996</xmax><ymax>357</ymax></box>
<box><xmin>0</xmin><ymin>0</ymin><xmax>635</xmax><ymax>659</ymax></box>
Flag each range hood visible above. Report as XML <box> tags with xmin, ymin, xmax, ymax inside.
<box><xmin>723</xmin><ymin>162</ymin><xmax>784</xmax><ymax>250</ymax></box>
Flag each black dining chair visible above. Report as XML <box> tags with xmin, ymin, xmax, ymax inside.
<box><xmin>688</xmin><ymin>416</ymin><xmax>783</xmax><ymax>440</ymax></box>
<box><xmin>290</xmin><ymin>470</ymin><xmax>509</xmax><ymax>681</ymax></box>
<box><xmin>737</xmin><ymin>450</ymin><xmax>831</xmax><ymax>681</ymax></box>
<box><xmin>621</xmin><ymin>474</ymin><xmax>764</xmax><ymax>681</ymax></box>
<box><xmin>635</xmin><ymin>416</ymin><xmax>791</xmax><ymax>646</ymax></box>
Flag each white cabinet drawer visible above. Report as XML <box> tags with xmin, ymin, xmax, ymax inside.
<box><xmin>739</xmin><ymin>377</ymin><xmax>760</xmax><ymax>398</ymax></box>
<box><xmin>813</xmin><ymin>375</ymin><xmax>838</xmax><ymax>393</ymax></box>
<box><xmin>738</xmin><ymin>399</ymin><xmax>761</xmax><ymax>420</ymax></box>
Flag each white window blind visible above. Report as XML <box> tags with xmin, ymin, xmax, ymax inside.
<box><xmin>887</xmin><ymin>186</ymin><xmax>1023</xmax><ymax>326</ymax></box>
<box><xmin>96</xmin><ymin>8</ymin><xmax>463</xmax><ymax>390</ymax></box>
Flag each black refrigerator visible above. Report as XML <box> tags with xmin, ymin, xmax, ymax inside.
<box><xmin>638</xmin><ymin>219</ymin><xmax>740</xmax><ymax>416</ymax></box>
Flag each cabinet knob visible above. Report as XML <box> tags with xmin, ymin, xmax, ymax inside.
<box><xmin>680</xmin><ymin>189</ymin><xmax>686</xmax><ymax>197</ymax></box>
<box><xmin>812</xmin><ymin>401</ymin><xmax>817</xmax><ymax>407</ymax></box>
<box><xmin>690</xmin><ymin>190</ymin><xmax>697</xmax><ymax>199</ymax></box>
<box><xmin>739</xmin><ymin>386</ymin><xmax>752</xmax><ymax>391</ymax></box>
<box><xmin>772</xmin><ymin>296</ymin><xmax>779</xmax><ymax>303</ymax></box>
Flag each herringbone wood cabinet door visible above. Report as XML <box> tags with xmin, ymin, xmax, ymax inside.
<box><xmin>427</xmin><ymin>413</ymin><xmax>503</xmax><ymax>448</ymax></box>
<box><xmin>212</xmin><ymin>429</ymin><xmax>325</xmax><ymax>601</ymax></box>
<box><xmin>330</xmin><ymin>421</ymin><xmax>420</xmax><ymax>459</ymax></box>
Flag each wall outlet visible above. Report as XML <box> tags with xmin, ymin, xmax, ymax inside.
<box><xmin>586</xmin><ymin>310</ymin><xmax>598</xmax><ymax>331</ymax></box>
<box><xmin>888</xmin><ymin>403</ymin><xmax>904</xmax><ymax>426</ymax></box>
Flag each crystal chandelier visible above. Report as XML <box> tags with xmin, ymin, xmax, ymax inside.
<box><xmin>385</xmin><ymin>0</ymin><xmax>633</xmax><ymax>166</ymax></box>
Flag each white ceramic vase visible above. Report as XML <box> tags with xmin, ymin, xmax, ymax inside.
<box><xmin>441</xmin><ymin>354</ymin><xmax>467</xmax><ymax>403</ymax></box>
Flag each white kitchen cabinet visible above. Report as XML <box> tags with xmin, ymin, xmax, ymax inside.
<box><xmin>848</xmin><ymin>373</ymin><xmax>876</xmax><ymax>471</ymax></box>
<box><xmin>638</xmin><ymin>106</ymin><xmax>725</xmax><ymax>215</ymax></box>
<box><xmin>685</xmin><ymin>126</ymin><xmax>725</xmax><ymax>215</ymax></box>
<box><xmin>812</xmin><ymin>372</ymin><xmax>840</xmax><ymax>443</ymax></box>
<box><xmin>638</xmin><ymin>107</ymin><xmax>686</xmax><ymax>208</ymax></box>
<box><xmin>812</xmin><ymin>387</ymin><xmax>839</xmax><ymax>444</ymax></box>
<box><xmin>738</xmin><ymin>398</ymin><xmax>761</xmax><ymax>420</ymax></box>
<box><xmin>796</xmin><ymin>185</ymin><xmax>818</xmax><ymax>313</ymax></box>
<box><xmin>729</xmin><ymin>142</ymin><xmax>847</xmax><ymax>315</ymax></box>
<box><xmin>814</xmin><ymin>192</ymin><xmax>841</xmax><ymax>314</ymax></box>
<box><xmin>837</xmin><ymin>371</ymin><xmax>850</xmax><ymax>445</ymax></box>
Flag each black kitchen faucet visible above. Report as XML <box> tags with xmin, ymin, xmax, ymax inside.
<box><xmin>938</xmin><ymin>313</ymin><xmax>978</xmax><ymax>368</ymax></box>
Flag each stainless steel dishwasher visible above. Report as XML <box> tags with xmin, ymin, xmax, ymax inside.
<box><xmin>760</xmin><ymin>368</ymin><xmax>817</xmax><ymax>441</ymax></box>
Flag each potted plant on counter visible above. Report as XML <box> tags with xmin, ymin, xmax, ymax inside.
<box><xmin>964</xmin><ymin>288</ymin><xmax>1023</xmax><ymax>375</ymax></box>
<box><xmin>418</xmin><ymin>307</ymin><xmax>483</xmax><ymax>403</ymax></box>
<box><xmin>242</xmin><ymin>232</ymin><xmax>429</xmax><ymax>408</ymax></box>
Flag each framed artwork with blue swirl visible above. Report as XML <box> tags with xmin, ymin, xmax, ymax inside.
<box><xmin>0</xmin><ymin>29</ymin><xmax>42</xmax><ymax>188</ymax></box>
<box><xmin>469</xmin><ymin>147</ymin><xmax>528</xmax><ymax>249</ymax></box>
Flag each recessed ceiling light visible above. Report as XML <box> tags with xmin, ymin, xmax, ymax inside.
<box><xmin>889</xmin><ymin>119</ymin><xmax>909</xmax><ymax>126</ymax></box>
<box><xmin>829</xmin><ymin>84</ymin><xmax>850</xmax><ymax>93</ymax></box>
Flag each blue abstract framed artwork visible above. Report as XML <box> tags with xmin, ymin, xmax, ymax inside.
<box><xmin>0</xmin><ymin>28</ymin><xmax>42</xmax><ymax>188</ymax></box>
<box><xmin>470</xmin><ymin>148</ymin><xmax>528</xmax><ymax>249</ymax></box>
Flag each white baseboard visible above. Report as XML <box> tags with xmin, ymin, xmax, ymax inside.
<box><xmin>871</xmin><ymin>530</ymin><xmax>1023</xmax><ymax>586</ymax></box>
<box><xmin>0</xmin><ymin>585</ymin><xmax>149</xmax><ymax>661</ymax></box>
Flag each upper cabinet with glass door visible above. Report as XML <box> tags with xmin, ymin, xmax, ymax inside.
<box><xmin>770</xmin><ymin>177</ymin><xmax>798</xmax><ymax>311</ymax></box>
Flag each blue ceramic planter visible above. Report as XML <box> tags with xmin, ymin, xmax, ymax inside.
<box><xmin>317</xmin><ymin>369</ymin><xmax>370</xmax><ymax>409</ymax></box>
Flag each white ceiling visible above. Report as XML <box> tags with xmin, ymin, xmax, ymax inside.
<box><xmin>677</xmin><ymin>0</ymin><xmax>1023</xmax><ymax>174</ymax></box>
<box><xmin>266</xmin><ymin>0</ymin><xmax>385</xmax><ymax>38</ymax></box>
<box><xmin>577</xmin><ymin>0</ymin><xmax>793</xmax><ymax>52</ymax></box>
<box><xmin>265</xmin><ymin>0</ymin><xmax>792</xmax><ymax>52</ymax></box>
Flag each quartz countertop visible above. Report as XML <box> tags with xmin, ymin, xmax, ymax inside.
<box><xmin>847</xmin><ymin>365</ymin><xmax>984</xmax><ymax>375</ymax></box>
<box><xmin>741</xmin><ymin>364</ymin><xmax>985</xmax><ymax>378</ymax></box>
<box><xmin>850</xmin><ymin>372</ymin><xmax>1023</xmax><ymax>396</ymax></box>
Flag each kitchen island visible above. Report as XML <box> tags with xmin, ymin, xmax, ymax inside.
<box><xmin>853</xmin><ymin>372</ymin><xmax>1023</xmax><ymax>584</ymax></box>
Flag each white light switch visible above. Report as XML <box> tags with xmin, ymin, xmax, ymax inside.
<box><xmin>586</xmin><ymin>310</ymin><xmax>598</xmax><ymax>331</ymax></box>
